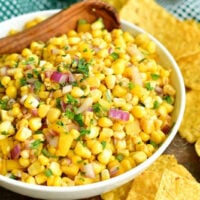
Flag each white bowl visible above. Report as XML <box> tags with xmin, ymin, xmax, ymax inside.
<box><xmin>0</xmin><ymin>10</ymin><xmax>185</xmax><ymax>200</ymax></box>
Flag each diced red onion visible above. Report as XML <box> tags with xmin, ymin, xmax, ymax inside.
<box><xmin>109</xmin><ymin>108</ymin><xmax>130</xmax><ymax>121</ymax></box>
<box><xmin>50</xmin><ymin>71</ymin><xmax>68</xmax><ymax>84</ymax></box>
<box><xmin>31</xmin><ymin>109</ymin><xmax>38</xmax><ymax>116</ymax></box>
<box><xmin>10</xmin><ymin>144</ymin><xmax>21</xmax><ymax>160</ymax></box>
<box><xmin>83</xmin><ymin>163</ymin><xmax>95</xmax><ymax>178</ymax></box>
<box><xmin>60</xmin><ymin>100</ymin><xmax>67</xmax><ymax>112</ymax></box>
<box><xmin>109</xmin><ymin>166</ymin><xmax>119</xmax><ymax>177</ymax></box>
<box><xmin>49</xmin><ymin>136</ymin><xmax>59</xmax><ymax>147</ymax></box>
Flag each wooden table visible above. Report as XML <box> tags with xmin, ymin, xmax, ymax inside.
<box><xmin>1</xmin><ymin>134</ymin><xmax>200</xmax><ymax>200</ymax></box>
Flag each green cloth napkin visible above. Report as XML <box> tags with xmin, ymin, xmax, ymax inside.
<box><xmin>0</xmin><ymin>0</ymin><xmax>200</xmax><ymax>22</ymax></box>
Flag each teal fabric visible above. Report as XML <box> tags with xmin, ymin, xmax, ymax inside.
<box><xmin>0</xmin><ymin>0</ymin><xmax>199</xmax><ymax>22</ymax></box>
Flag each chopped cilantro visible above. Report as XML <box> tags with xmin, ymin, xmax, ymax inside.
<box><xmin>42</xmin><ymin>148</ymin><xmax>57</xmax><ymax>158</ymax></box>
<box><xmin>153</xmin><ymin>100</ymin><xmax>160</xmax><ymax>109</ymax></box>
<box><xmin>56</xmin><ymin>121</ymin><xmax>64</xmax><ymax>126</ymax></box>
<box><xmin>34</xmin><ymin>80</ymin><xmax>42</xmax><ymax>93</ymax></box>
<box><xmin>1</xmin><ymin>131</ymin><xmax>8</xmax><ymax>135</ymax></box>
<box><xmin>163</xmin><ymin>95</ymin><xmax>173</xmax><ymax>104</ymax></box>
<box><xmin>101</xmin><ymin>141</ymin><xmax>107</xmax><ymax>149</ymax></box>
<box><xmin>44</xmin><ymin>168</ymin><xmax>53</xmax><ymax>177</ymax></box>
<box><xmin>77</xmin><ymin>58</ymin><xmax>90</xmax><ymax>78</ymax></box>
<box><xmin>30</xmin><ymin>139</ymin><xmax>42</xmax><ymax>149</ymax></box>
<box><xmin>66</xmin><ymin>94</ymin><xmax>78</xmax><ymax>105</ymax></box>
<box><xmin>65</xmin><ymin>108</ymin><xmax>74</xmax><ymax>119</ymax></box>
<box><xmin>79</xmin><ymin>128</ymin><xmax>90</xmax><ymax>137</ymax></box>
<box><xmin>145</xmin><ymin>82</ymin><xmax>154</xmax><ymax>91</ymax></box>
<box><xmin>24</xmin><ymin>56</ymin><xmax>35</xmax><ymax>65</ymax></box>
<box><xmin>74</xmin><ymin>113</ymin><xmax>84</xmax><ymax>126</ymax></box>
<box><xmin>26</xmin><ymin>73</ymin><xmax>33</xmax><ymax>79</ymax></box>
<box><xmin>20</xmin><ymin>77</ymin><xmax>27</xmax><ymax>86</ymax></box>
<box><xmin>0</xmin><ymin>99</ymin><xmax>8</xmax><ymax>110</ymax></box>
<box><xmin>128</xmin><ymin>82</ymin><xmax>135</xmax><ymax>90</ymax></box>
<box><xmin>151</xmin><ymin>73</ymin><xmax>160</xmax><ymax>80</ymax></box>
<box><xmin>110</xmin><ymin>52</ymin><xmax>119</xmax><ymax>60</ymax></box>
<box><xmin>92</xmin><ymin>102</ymin><xmax>102</xmax><ymax>113</ymax></box>
<box><xmin>33</xmin><ymin>69</ymin><xmax>40</xmax><ymax>77</ymax></box>
<box><xmin>56</xmin><ymin>98</ymin><xmax>61</xmax><ymax>109</ymax></box>
<box><xmin>150</xmin><ymin>141</ymin><xmax>158</xmax><ymax>148</ymax></box>
<box><xmin>116</xmin><ymin>154</ymin><xmax>124</xmax><ymax>162</ymax></box>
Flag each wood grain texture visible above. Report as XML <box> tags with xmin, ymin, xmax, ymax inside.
<box><xmin>0</xmin><ymin>0</ymin><xmax>120</xmax><ymax>54</ymax></box>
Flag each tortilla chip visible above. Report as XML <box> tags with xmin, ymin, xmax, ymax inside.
<box><xmin>177</xmin><ymin>52</ymin><xmax>200</xmax><ymax>90</ymax></box>
<box><xmin>119</xmin><ymin>0</ymin><xmax>200</xmax><ymax>59</ymax></box>
<box><xmin>101</xmin><ymin>182</ymin><xmax>131</xmax><ymax>200</ymax></box>
<box><xmin>103</xmin><ymin>0</ymin><xmax>128</xmax><ymax>11</ymax></box>
<box><xmin>179</xmin><ymin>90</ymin><xmax>200</xmax><ymax>143</ymax></box>
<box><xmin>125</xmin><ymin>154</ymin><xmax>195</xmax><ymax>200</ymax></box>
<box><xmin>155</xmin><ymin>169</ymin><xmax>200</xmax><ymax>200</ymax></box>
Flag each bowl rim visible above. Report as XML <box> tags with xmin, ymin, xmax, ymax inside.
<box><xmin>0</xmin><ymin>9</ymin><xmax>185</xmax><ymax>194</ymax></box>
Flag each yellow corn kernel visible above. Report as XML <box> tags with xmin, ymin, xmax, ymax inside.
<box><xmin>28</xmin><ymin>161</ymin><xmax>45</xmax><ymax>176</ymax></box>
<box><xmin>19</xmin><ymin>157</ymin><xmax>30</xmax><ymax>167</ymax></box>
<box><xmin>121</xmin><ymin>159</ymin><xmax>132</xmax><ymax>171</ymax></box>
<box><xmin>15</xmin><ymin>127</ymin><xmax>32</xmax><ymax>141</ymax></box>
<box><xmin>98</xmin><ymin>149</ymin><xmax>112</xmax><ymax>164</ymax></box>
<box><xmin>1</xmin><ymin>76</ymin><xmax>11</xmax><ymax>87</ymax></box>
<box><xmin>61</xmin><ymin>177</ymin><xmax>75</xmax><ymax>186</ymax></box>
<box><xmin>74</xmin><ymin>142</ymin><xmax>92</xmax><ymax>158</ymax></box>
<box><xmin>90</xmin><ymin>89</ymin><xmax>102</xmax><ymax>102</ymax></box>
<box><xmin>24</xmin><ymin>95</ymin><xmax>39</xmax><ymax>109</ymax></box>
<box><xmin>6</xmin><ymin>160</ymin><xmax>23</xmax><ymax>171</ymax></box>
<box><xmin>85</xmin><ymin>126</ymin><xmax>100</xmax><ymax>139</ymax></box>
<box><xmin>98</xmin><ymin>117</ymin><xmax>113</xmax><ymax>128</ymax></box>
<box><xmin>70</xmin><ymin>86</ymin><xmax>84</xmax><ymax>98</ymax></box>
<box><xmin>56</xmin><ymin>132</ymin><xmax>73</xmax><ymax>157</ymax></box>
<box><xmin>20</xmin><ymin>150</ymin><xmax>29</xmax><ymax>159</ymax></box>
<box><xmin>104</xmin><ymin>75</ymin><xmax>116</xmax><ymax>89</ymax></box>
<box><xmin>74</xmin><ymin>174</ymin><xmax>94</xmax><ymax>185</ymax></box>
<box><xmin>62</xmin><ymin>164</ymin><xmax>79</xmax><ymax>177</ymax></box>
<box><xmin>92</xmin><ymin>161</ymin><xmax>105</xmax><ymax>174</ymax></box>
<box><xmin>99</xmin><ymin>128</ymin><xmax>113</xmax><ymax>141</ymax></box>
<box><xmin>140</xmin><ymin>118</ymin><xmax>155</xmax><ymax>134</ymax></box>
<box><xmin>38</xmin><ymin>104</ymin><xmax>50</xmax><ymax>118</ymax></box>
<box><xmin>111</xmin><ymin>59</ymin><xmax>126</xmax><ymax>75</ymax></box>
<box><xmin>6</xmin><ymin>86</ymin><xmax>17</xmax><ymax>98</ymax></box>
<box><xmin>68</xmin><ymin>37</ymin><xmax>81</xmax><ymax>45</ymax></box>
<box><xmin>87</xmin><ymin>140</ymin><xmax>103</xmax><ymax>155</ymax></box>
<box><xmin>46</xmin><ymin>107</ymin><xmax>61</xmax><ymax>123</ymax></box>
<box><xmin>35</xmin><ymin>173</ymin><xmax>47</xmax><ymax>185</ymax></box>
<box><xmin>85</xmin><ymin>76</ymin><xmax>101</xmax><ymax>88</ymax></box>
<box><xmin>99</xmin><ymin>99</ymin><xmax>111</xmax><ymax>110</ymax></box>
<box><xmin>131</xmin><ymin>85</ymin><xmax>146</xmax><ymax>98</ymax></box>
<box><xmin>99</xmin><ymin>84</ymin><xmax>107</xmax><ymax>92</ymax></box>
<box><xmin>11</xmin><ymin>106</ymin><xmax>21</xmax><ymax>117</ymax></box>
<box><xmin>150</xmin><ymin>130</ymin><xmax>166</xmax><ymax>144</ymax></box>
<box><xmin>17</xmin><ymin>118</ymin><xmax>29</xmax><ymax>129</ymax></box>
<box><xmin>28</xmin><ymin>117</ymin><xmax>42</xmax><ymax>131</ymax></box>
<box><xmin>132</xmin><ymin>151</ymin><xmax>147</xmax><ymax>164</ymax></box>
<box><xmin>101</xmin><ymin>169</ymin><xmax>110</xmax><ymax>180</ymax></box>
<box><xmin>113</xmin><ymin>98</ymin><xmax>126</xmax><ymax>107</ymax></box>
<box><xmin>112</xmin><ymin>85</ymin><xmax>127</xmax><ymax>97</ymax></box>
<box><xmin>49</xmin><ymin>162</ymin><xmax>62</xmax><ymax>176</ymax></box>
<box><xmin>21</xmin><ymin>48</ymin><xmax>32</xmax><ymax>57</ymax></box>
<box><xmin>131</xmin><ymin>105</ymin><xmax>146</xmax><ymax>119</ymax></box>
<box><xmin>47</xmin><ymin>175</ymin><xmax>62</xmax><ymax>186</ymax></box>
<box><xmin>26</xmin><ymin>176</ymin><xmax>36</xmax><ymax>184</ymax></box>
<box><xmin>38</xmin><ymin>154</ymin><xmax>49</xmax><ymax>166</ymax></box>
<box><xmin>0</xmin><ymin>120</ymin><xmax>15</xmax><ymax>137</ymax></box>
<box><xmin>38</xmin><ymin>91</ymin><xmax>50</xmax><ymax>99</ymax></box>
<box><xmin>77</xmin><ymin>23</ymin><xmax>91</xmax><ymax>33</ymax></box>
<box><xmin>140</xmin><ymin>132</ymin><xmax>150</xmax><ymax>142</ymax></box>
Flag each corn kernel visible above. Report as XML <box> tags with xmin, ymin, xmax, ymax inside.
<box><xmin>15</xmin><ymin>127</ymin><xmax>32</xmax><ymax>141</ymax></box>
<box><xmin>98</xmin><ymin>149</ymin><xmax>112</xmax><ymax>164</ymax></box>
<box><xmin>132</xmin><ymin>151</ymin><xmax>147</xmax><ymax>164</ymax></box>
<box><xmin>24</xmin><ymin>95</ymin><xmax>39</xmax><ymax>109</ymax></box>
<box><xmin>28</xmin><ymin>161</ymin><xmax>45</xmax><ymax>176</ymax></box>
<box><xmin>28</xmin><ymin>117</ymin><xmax>42</xmax><ymax>131</ymax></box>
<box><xmin>98</xmin><ymin>117</ymin><xmax>113</xmax><ymax>128</ymax></box>
<box><xmin>6</xmin><ymin>86</ymin><xmax>17</xmax><ymax>98</ymax></box>
<box><xmin>74</xmin><ymin>142</ymin><xmax>92</xmax><ymax>158</ymax></box>
<box><xmin>111</xmin><ymin>59</ymin><xmax>126</xmax><ymax>75</ymax></box>
<box><xmin>46</xmin><ymin>108</ymin><xmax>61</xmax><ymax>123</ymax></box>
<box><xmin>71</xmin><ymin>86</ymin><xmax>84</xmax><ymax>98</ymax></box>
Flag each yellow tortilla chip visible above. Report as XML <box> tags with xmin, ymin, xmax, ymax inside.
<box><xmin>177</xmin><ymin>52</ymin><xmax>200</xmax><ymax>90</ymax></box>
<box><xmin>179</xmin><ymin>90</ymin><xmax>200</xmax><ymax>143</ymax></box>
<box><xmin>119</xmin><ymin>0</ymin><xmax>200</xmax><ymax>59</ymax></box>
<box><xmin>101</xmin><ymin>181</ymin><xmax>131</xmax><ymax>200</ymax></box>
<box><xmin>155</xmin><ymin>169</ymin><xmax>200</xmax><ymax>200</ymax></box>
<box><xmin>103</xmin><ymin>0</ymin><xmax>128</xmax><ymax>11</ymax></box>
<box><xmin>125</xmin><ymin>154</ymin><xmax>195</xmax><ymax>200</ymax></box>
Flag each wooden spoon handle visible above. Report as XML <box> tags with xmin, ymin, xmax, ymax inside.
<box><xmin>0</xmin><ymin>0</ymin><xmax>120</xmax><ymax>54</ymax></box>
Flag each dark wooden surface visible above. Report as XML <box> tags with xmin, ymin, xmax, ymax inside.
<box><xmin>1</xmin><ymin>133</ymin><xmax>200</xmax><ymax>200</ymax></box>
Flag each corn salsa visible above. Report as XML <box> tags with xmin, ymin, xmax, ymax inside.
<box><xmin>0</xmin><ymin>18</ymin><xmax>175</xmax><ymax>186</ymax></box>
